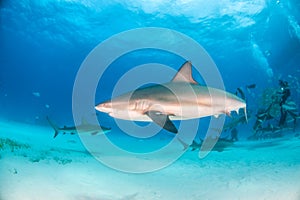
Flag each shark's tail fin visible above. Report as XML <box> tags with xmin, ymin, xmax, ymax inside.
<box><xmin>46</xmin><ymin>116</ymin><xmax>59</xmax><ymax>138</ymax></box>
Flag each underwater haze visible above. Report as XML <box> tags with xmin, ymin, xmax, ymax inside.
<box><xmin>1</xmin><ymin>0</ymin><xmax>300</xmax><ymax>199</ymax></box>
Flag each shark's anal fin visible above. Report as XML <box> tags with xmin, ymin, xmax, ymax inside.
<box><xmin>145</xmin><ymin>111</ymin><xmax>178</xmax><ymax>134</ymax></box>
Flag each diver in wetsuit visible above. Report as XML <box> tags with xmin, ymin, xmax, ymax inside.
<box><xmin>250</xmin><ymin>80</ymin><xmax>299</xmax><ymax>139</ymax></box>
<box><xmin>277</xmin><ymin>80</ymin><xmax>290</xmax><ymax>127</ymax></box>
<box><xmin>278</xmin><ymin>80</ymin><xmax>290</xmax><ymax>106</ymax></box>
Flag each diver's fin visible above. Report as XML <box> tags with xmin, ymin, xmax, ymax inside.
<box><xmin>46</xmin><ymin>116</ymin><xmax>60</xmax><ymax>138</ymax></box>
<box><xmin>145</xmin><ymin>111</ymin><xmax>178</xmax><ymax>133</ymax></box>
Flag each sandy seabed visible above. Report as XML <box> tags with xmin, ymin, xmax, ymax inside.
<box><xmin>1</xmin><ymin>120</ymin><xmax>300</xmax><ymax>200</ymax></box>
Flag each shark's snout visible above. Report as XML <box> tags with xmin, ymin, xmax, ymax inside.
<box><xmin>95</xmin><ymin>101</ymin><xmax>113</xmax><ymax>113</ymax></box>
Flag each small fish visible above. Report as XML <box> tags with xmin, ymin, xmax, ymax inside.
<box><xmin>32</xmin><ymin>92</ymin><xmax>40</xmax><ymax>97</ymax></box>
<box><xmin>246</xmin><ymin>84</ymin><xmax>256</xmax><ymax>89</ymax></box>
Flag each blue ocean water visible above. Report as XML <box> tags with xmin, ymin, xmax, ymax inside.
<box><xmin>1</xmin><ymin>0</ymin><xmax>300</xmax><ymax>199</ymax></box>
<box><xmin>1</xmin><ymin>0</ymin><xmax>300</xmax><ymax>125</ymax></box>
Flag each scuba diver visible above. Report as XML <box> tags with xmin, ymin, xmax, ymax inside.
<box><xmin>252</xmin><ymin>79</ymin><xmax>299</xmax><ymax>137</ymax></box>
<box><xmin>278</xmin><ymin>80</ymin><xmax>290</xmax><ymax>106</ymax></box>
<box><xmin>277</xmin><ymin>80</ymin><xmax>291</xmax><ymax>127</ymax></box>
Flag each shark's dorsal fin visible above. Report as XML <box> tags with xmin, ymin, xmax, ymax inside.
<box><xmin>171</xmin><ymin>61</ymin><xmax>198</xmax><ymax>84</ymax></box>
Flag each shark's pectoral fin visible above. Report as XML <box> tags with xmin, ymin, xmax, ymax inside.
<box><xmin>145</xmin><ymin>111</ymin><xmax>178</xmax><ymax>134</ymax></box>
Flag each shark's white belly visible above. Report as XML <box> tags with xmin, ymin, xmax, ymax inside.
<box><xmin>109</xmin><ymin>103</ymin><xmax>227</xmax><ymax>121</ymax></box>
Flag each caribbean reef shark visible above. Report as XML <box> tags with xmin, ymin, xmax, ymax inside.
<box><xmin>47</xmin><ymin>117</ymin><xmax>111</xmax><ymax>138</ymax></box>
<box><xmin>95</xmin><ymin>61</ymin><xmax>247</xmax><ymax>133</ymax></box>
<box><xmin>190</xmin><ymin>137</ymin><xmax>235</xmax><ymax>152</ymax></box>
